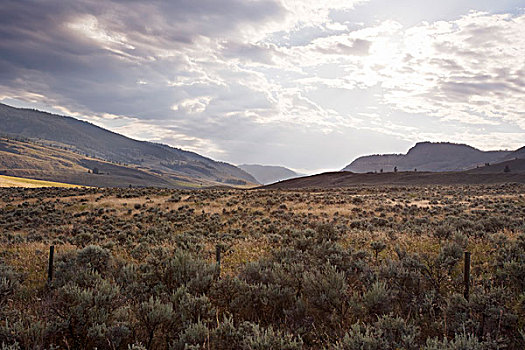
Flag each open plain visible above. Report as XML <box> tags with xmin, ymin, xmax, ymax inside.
<box><xmin>1</xmin><ymin>184</ymin><xmax>524</xmax><ymax>349</ymax></box>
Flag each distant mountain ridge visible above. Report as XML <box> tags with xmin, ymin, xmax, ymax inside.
<box><xmin>238</xmin><ymin>164</ymin><xmax>299</xmax><ymax>185</ymax></box>
<box><xmin>0</xmin><ymin>103</ymin><xmax>257</xmax><ymax>186</ymax></box>
<box><xmin>507</xmin><ymin>146</ymin><xmax>525</xmax><ymax>160</ymax></box>
<box><xmin>343</xmin><ymin>142</ymin><xmax>514</xmax><ymax>173</ymax></box>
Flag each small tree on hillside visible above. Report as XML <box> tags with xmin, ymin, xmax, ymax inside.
<box><xmin>504</xmin><ymin>165</ymin><xmax>511</xmax><ymax>173</ymax></box>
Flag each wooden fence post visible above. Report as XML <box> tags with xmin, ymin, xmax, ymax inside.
<box><xmin>464</xmin><ymin>251</ymin><xmax>471</xmax><ymax>301</ymax></box>
<box><xmin>47</xmin><ymin>245</ymin><xmax>55</xmax><ymax>285</ymax></box>
<box><xmin>216</xmin><ymin>244</ymin><xmax>221</xmax><ymax>278</ymax></box>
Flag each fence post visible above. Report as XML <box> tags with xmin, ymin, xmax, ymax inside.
<box><xmin>464</xmin><ymin>251</ymin><xmax>471</xmax><ymax>301</ymax></box>
<box><xmin>216</xmin><ymin>244</ymin><xmax>221</xmax><ymax>278</ymax></box>
<box><xmin>47</xmin><ymin>245</ymin><xmax>55</xmax><ymax>285</ymax></box>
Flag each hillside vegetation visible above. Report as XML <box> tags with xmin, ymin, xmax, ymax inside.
<box><xmin>0</xmin><ymin>138</ymin><xmax>210</xmax><ymax>188</ymax></box>
<box><xmin>0</xmin><ymin>103</ymin><xmax>257</xmax><ymax>186</ymax></box>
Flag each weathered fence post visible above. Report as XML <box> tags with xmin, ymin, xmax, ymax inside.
<box><xmin>216</xmin><ymin>244</ymin><xmax>221</xmax><ymax>278</ymax></box>
<box><xmin>464</xmin><ymin>251</ymin><xmax>471</xmax><ymax>301</ymax></box>
<box><xmin>47</xmin><ymin>245</ymin><xmax>55</xmax><ymax>285</ymax></box>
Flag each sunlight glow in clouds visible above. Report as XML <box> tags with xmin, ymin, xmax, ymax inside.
<box><xmin>67</xmin><ymin>15</ymin><xmax>135</xmax><ymax>51</ymax></box>
<box><xmin>0</xmin><ymin>0</ymin><xmax>524</xmax><ymax>171</ymax></box>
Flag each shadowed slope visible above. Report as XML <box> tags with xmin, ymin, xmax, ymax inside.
<box><xmin>264</xmin><ymin>168</ymin><xmax>525</xmax><ymax>189</ymax></box>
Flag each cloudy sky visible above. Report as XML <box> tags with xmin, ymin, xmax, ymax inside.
<box><xmin>1</xmin><ymin>0</ymin><xmax>524</xmax><ymax>173</ymax></box>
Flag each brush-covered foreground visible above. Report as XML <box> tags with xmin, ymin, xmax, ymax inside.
<box><xmin>1</xmin><ymin>185</ymin><xmax>524</xmax><ymax>349</ymax></box>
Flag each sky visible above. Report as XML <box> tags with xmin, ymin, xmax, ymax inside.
<box><xmin>0</xmin><ymin>0</ymin><xmax>524</xmax><ymax>174</ymax></box>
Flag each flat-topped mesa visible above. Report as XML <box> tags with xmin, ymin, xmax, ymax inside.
<box><xmin>343</xmin><ymin>141</ymin><xmax>512</xmax><ymax>173</ymax></box>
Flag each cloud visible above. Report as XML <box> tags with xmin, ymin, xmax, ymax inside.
<box><xmin>172</xmin><ymin>97</ymin><xmax>212</xmax><ymax>115</ymax></box>
<box><xmin>314</xmin><ymin>38</ymin><xmax>372</xmax><ymax>56</ymax></box>
<box><xmin>220</xmin><ymin>42</ymin><xmax>280</xmax><ymax>65</ymax></box>
<box><xmin>378</xmin><ymin>12</ymin><xmax>525</xmax><ymax>127</ymax></box>
<box><xmin>0</xmin><ymin>1</ymin><xmax>524</xmax><ymax>170</ymax></box>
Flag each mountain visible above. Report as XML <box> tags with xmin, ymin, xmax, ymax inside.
<box><xmin>238</xmin><ymin>164</ymin><xmax>300</xmax><ymax>185</ymax></box>
<box><xmin>343</xmin><ymin>142</ymin><xmax>511</xmax><ymax>173</ymax></box>
<box><xmin>0</xmin><ymin>103</ymin><xmax>257</xmax><ymax>186</ymax></box>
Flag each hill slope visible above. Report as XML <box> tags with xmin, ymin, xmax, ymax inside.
<box><xmin>0</xmin><ymin>138</ymin><xmax>211</xmax><ymax>188</ymax></box>
<box><xmin>265</xmin><ymin>168</ymin><xmax>525</xmax><ymax>189</ymax></box>
<box><xmin>343</xmin><ymin>142</ymin><xmax>511</xmax><ymax>173</ymax></box>
<box><xmin>506</xmin><ymin>146</ymin><xmax>525</xmax><ymax>160</ymax></box>
<box><xmin>0</xmin><ymin>103</ymin><xmax>257</xmax><ymax>186</ymax></box>
<box><xmin>465</xmin><ymin>158</ymin><xmax>525</xmax><ymax>174</ymax></box>
<box><xmin>238</xmin><ymin>164</ymin><xmax>299</xmax><ymax>185</ymax></box>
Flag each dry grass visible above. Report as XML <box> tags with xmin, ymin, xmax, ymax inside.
<box><xmin>2</xmin><ymin>184</ymin><xmax>524</xmax><ymax>293</ymax></box>
<box><xmin>4</xmin><ymin>243</ymin><xmax>76</xmax><ymax>295</ymax></box>
<box><xmin>0</xmin><ymin>174</ymin><xmax>84</xmax><ymax>188</ymax></box>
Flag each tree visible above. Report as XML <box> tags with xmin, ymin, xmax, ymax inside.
<box><xmin>504</xmin><ymin>165</ymin><xmax>511</xmax><ymax>173</ymax></box>
<box><xmin>394</xmin><ymin>166</ymin><xmax>398</xmax><ymax>173</ymax></box>
<box><xmin>92</xmin><ymin>167</ymin><xmax>99</xmax><ymax>175</ymax></box>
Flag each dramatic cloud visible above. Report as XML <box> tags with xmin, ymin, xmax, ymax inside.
<box><xmin>0</xmin><ymin>0</ymin><xmax>524</xmax><ymax>172</ymax></box>
<box><xmin>380</xmin><ymin>13</ymin><xmax>525</xmax><ymax>128</ymax></box>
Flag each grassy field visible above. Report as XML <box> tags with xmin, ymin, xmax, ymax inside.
<box><xmin>0</xmin><ymin>185</ymin><xmax>524</xmax><ymax>349</ymax></box>
<box><xmin>0</xmin><ymin>174</ymin><xmax>83</xmax><ymax>188</ymax></box>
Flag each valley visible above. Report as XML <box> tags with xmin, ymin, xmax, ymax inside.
<box><xmin>2</xmin><ymin>1</ymin><xmax>524</xmax><ymax>348</ymax></box>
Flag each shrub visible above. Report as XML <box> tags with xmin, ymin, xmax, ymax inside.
<box><xmin>169</xmin><ymin>321</ymin><xmax>209</xmax><ymax>350</ymax></box>
<box><xmin>138</xmin><ymin>297</ymin><xmax>174</xmax><ymax>349</ymax></box>
<box><xmin>362</xmin><ymin>281</ymin><xmax>392</xmax><ymax>317</ymax></box>
<box><xmin>241</xmin><ymin>323</ymin><xmax>303</xmax><ymax>350</ymax></box>
<box><xmin>334</xmin><ymin>315</ymin><xmax>419</xmax><ymax>350</ymax></box>
<box><xmin>0</xmin><ymin>264</ymin><xmax>21</xmax><ymax>307</ymax></box>
<box><xmin>76</xmin><ymin>245</ymin><xmax>111</xmax><ymax>273</ymax></box>
<box><xmin>423</xmin><ymin>333</ymin><xmax>497</xmax><ymax>350</ymax></box>
<box><xmin>48</xmin><ymin>278</ymin><xmax>126</xmax><ymax>349</ymax></box>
